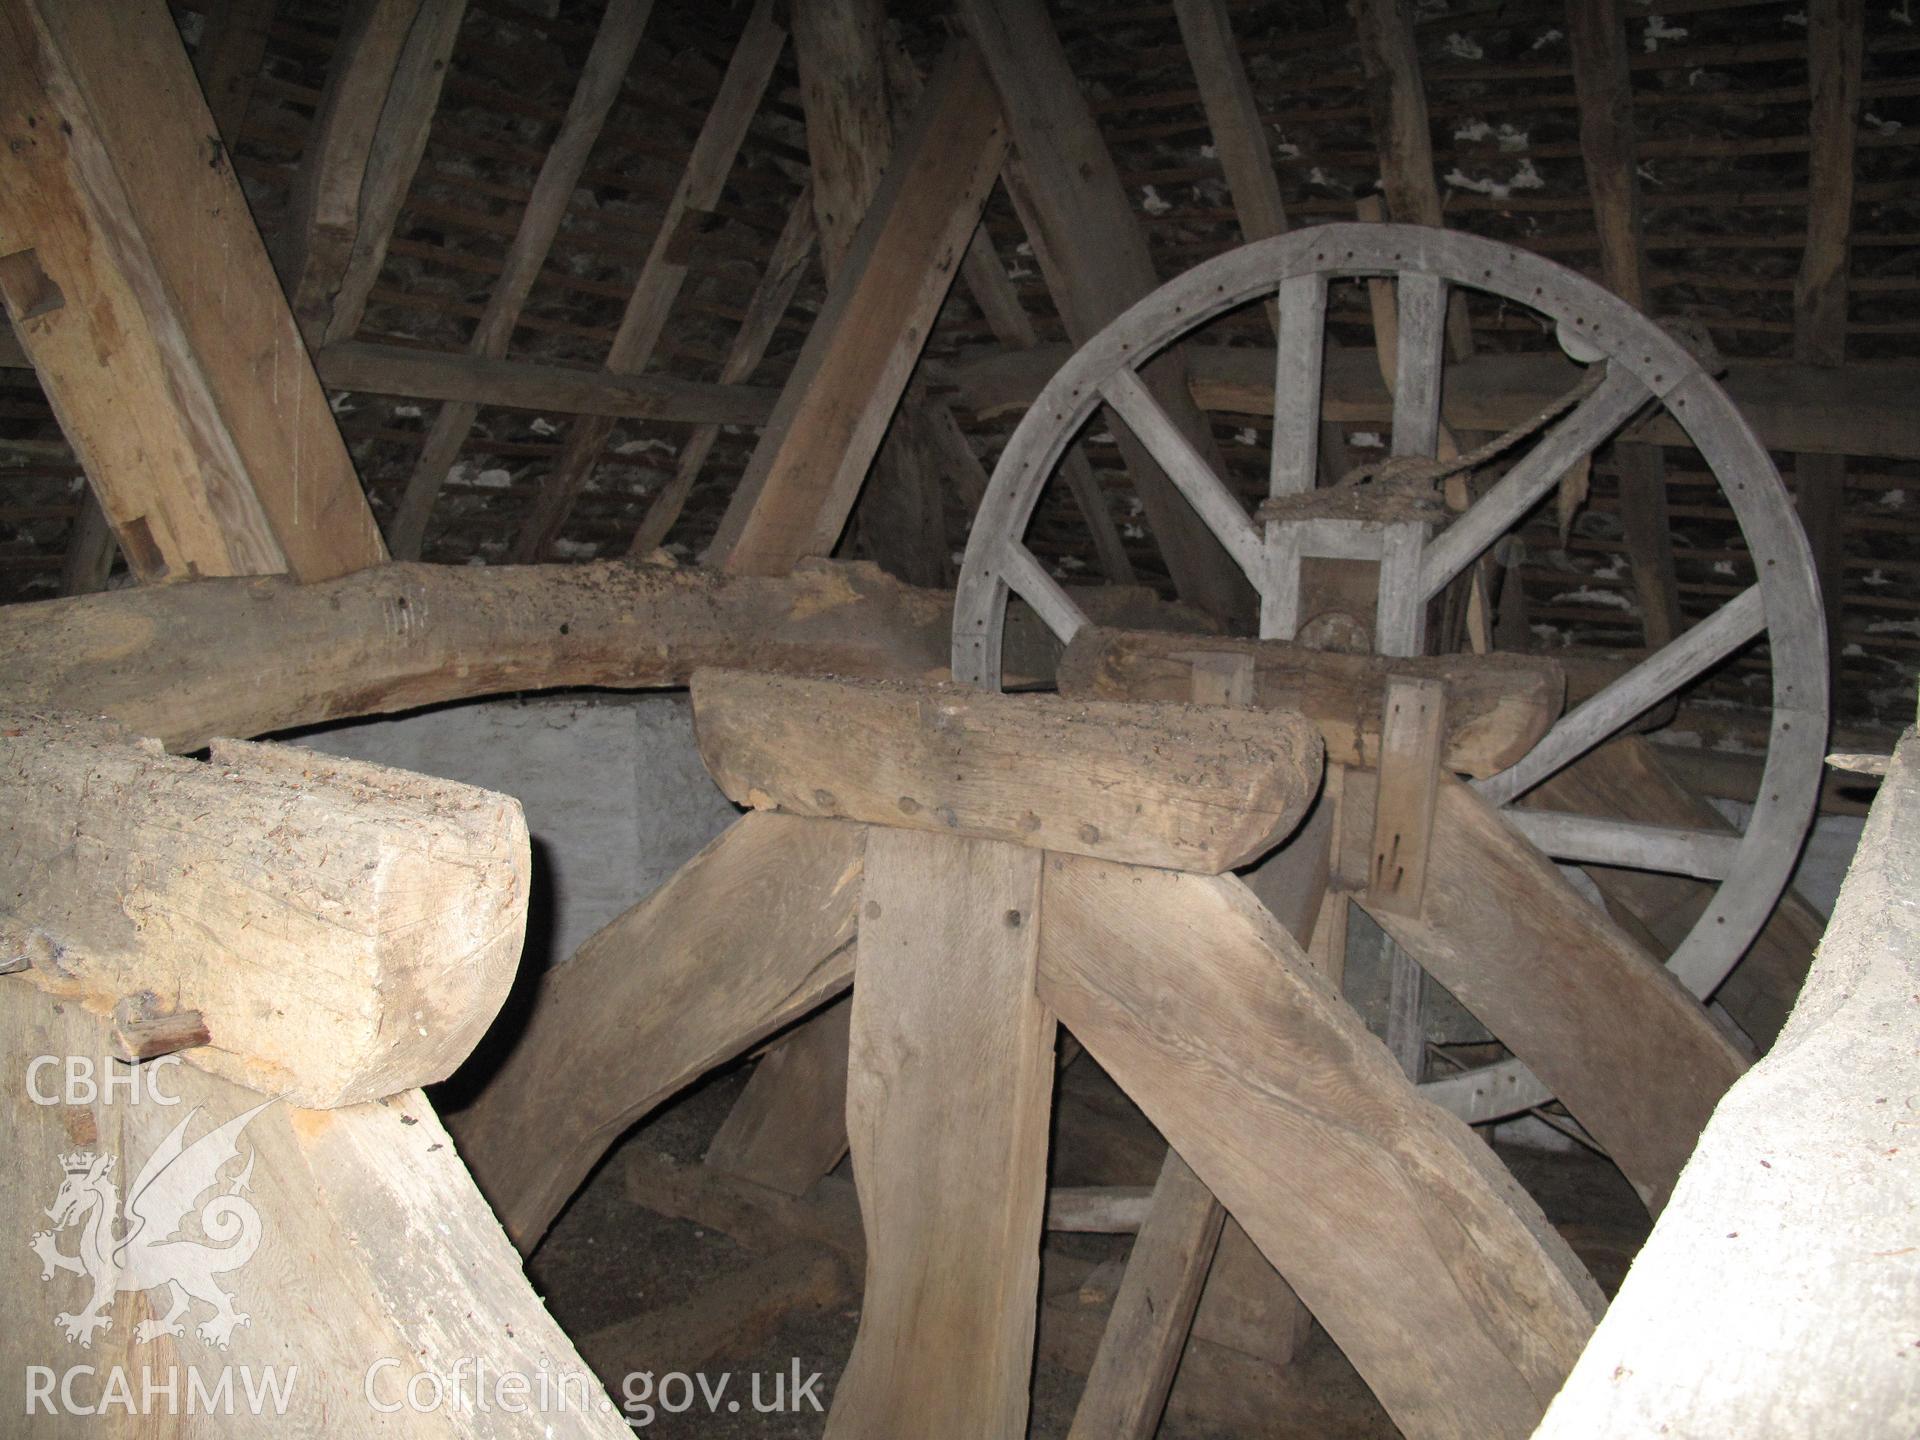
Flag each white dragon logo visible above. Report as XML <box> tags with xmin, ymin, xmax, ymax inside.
<box><xmin>29</xmin><ymin>1100</ymin><xmax>271</xmax><ymax>1350</ymax></box>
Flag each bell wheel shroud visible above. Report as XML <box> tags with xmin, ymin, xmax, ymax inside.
<box><xmin>952</xmin><ymin>223</ymin><xmax>1828</xmax><ymax>1122</ymax></box>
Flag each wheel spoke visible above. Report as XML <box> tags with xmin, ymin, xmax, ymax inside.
<box><xmin>1269</xmin><ymin>273</ymin><xmax>1328</xmax><ymax>496</ymax></box>
<box><xmin>1501</xmin><ymin>812</ymin><xmax>1742</xmax><ymax>880</ymax></box>
<box><xmin>998</xmin><ymin>543</ymin><xmax>1091</xmax><ymax>645</ymax></box>
<box><xmin>1100</xmin><ymin>368</ymin><xmax>1264</xmax><ymax>581</ymax></box>
<box><xmin>1478</xmin><ymin>584</ymin><xmax>1767</xmax><ymax>807</ymax></box>
<box><xmin>1390</xmin><ymin>272</ymin><xmax>1447</xmax><ymax>458</ymax></box>
<box><xmin>1418</xmin><ymin>365</ymin><xmax>1652</xmax><ymax>602</ymax></box>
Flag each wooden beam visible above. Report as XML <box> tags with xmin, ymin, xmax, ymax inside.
<box><xmin>1058</xmin><ymin>625</ymin><xmax>1564</xmax><ymax>778</ymax></box>
<box><xmin>2</xmin><ymin>710</ymin><xmax>527</xmax><ymax>1108</ymax></box>
<box><xmin>701</xmin><ymin>994</ymin><xmax>854</xmax><ymax>1196</ymax></box>
<box><xmin>0</xmin><ymin>0</ymin><xmax>386</xmax><ymax>582</ymax></box>
<box><xmin>1068</xmin><ymin>1150</ymin><xmax>1225</xmax><ymax>1440</ymax></box>
<box><xmin>1175</xmin><ymin>0</ymin><xmax>1287</xmax><ymax>242</ymax></box>
<box><xmin>1615</xmin><ymin>442</ymin><xmax>1682</xmax><ymax>646</ymax></box>
<box><xmin>1037</xmin><ymin>853</ymin><xmax>1602</xmax><ymax>1439</ymax></box>
<box><xmin>311</xmin><ymin>0</ymin><xmax>466</xmax><ymax>347</ymax></box>
<box><xmin>387</xmin><ymin>0</ymin><xmax>653</xmax><ymax>559</ymax></box>
<box><xmin>690</xmin><ymin>668</ymin><xmax>1324</xmax><ymax>874</ymax></box>
<box><xmin>786</xmin><ymin>5</ymin><xmax>950</xmax><ymax>589</ymax></box>
<box><xmin>1180</xmin><ymin>0</ymin><xmax>1358</xmax><ymax>487</ymax></box>
<box><xmin>1533</xmin><ymin>728</ymin><xmax>1920</xmax><ymax>1437</ymax></box>
<box><xmin>1565</xmin><ymin>0</ymin><xmax>1648</xmax><ymax>313</ymax></box>
<box><xmin>792</xmin><ymin>0</ymin><xmax>893</xmax><ymax>270</ymax></box>
<box><xmin>1069</xmin><ymin>649</ymin><xmax>1308</xmax><ymax>1437</ymax></box>
<box><xmin>927</xmin><ymin>9</ymin><xmax>1131</xmax><ymax>585</ymax></box>
<box><xmin>1796</xmin><ymin>0</ymin><xmax>1864</xmax><ymax>374</ymax></box>
<box><xmin>1348</xmin><ymin>770</ymin><xmax>1749</xmax><ymax>1213</ymax></box>
<box><xmin>1567</xmin><ymin>0</ymin><xmax>1681</xmax><ymax>647</ymax></box>
<box><xmin>511</xmin><ymin>0</ymin><xmax>787</xmax><ymax>562</ymax></box>
<box><xmin>1792</xmin><ymin>0</ymin><xmax>1864</xmax><ymax>684</ymax></box>
<box><xmin>827</xmin><ymin>828</ymin><xmax>1053</xmax><ymax>1439</ymax></box>
<box><xmin>1194</xmin><ymin>1213</ymin><xmax>1316</xmax><ymax>1369</ymax></box>
<box><xmin>57</xmin><ymin>487</ymin><xmax>115</xmax><ymax>596</ymax></box>
<box><xmin>278</xmin><ymin>0</ymin><xmax>431</xmax><ymax>345</ymax></box>
<box><xmin>625</xmin><ymin>1149</ymin><xmax>868</xmax><ymax>1274</ymax></box>
<box><xmin>1</xmin><ymin>986</ymin><xmax>629</xmax><ymax>1439</ymax></box>
<box><xmin>787</xmin><ymin>8</ymin><xmax>944</xmax><ymax>587</ymax></box>
<box><xmin>1349</xmin><ymin>0</ymin><xmax>1438</xmax><ymax>230</ymax></box>
<box><xmin>314</xmin><ymin>339</ymin><xmax>778</xmax><ymax>427</ymax></box>
<box><xmin>852</xmin><ymin>402</ymin><xmax>954</xmax><ymax>587</ymax></box>
<box><xmin>627</xmin><ymin>184</ymin><xmax>817</xmax><ymax>556</ymax></box>
<box><xmin>1349</xmin><ymin>0</ymin><xmax>1473</xmax><ymax>358</ymax></box>
<box><xmin>0</xmin><ymin>559</ymin><xmax>1213</xmax><ymax>753</ymax></box>
<box><xmin>947</xmin><ymin>340</ymin><xmax>1920</xmax><ymax>458</ymax></box>
<box><xmin>191</xmin><ymin>0</ymin><xmax>276</xmax><ymax>147</ymax></box>
<box><xmin>959</xmin><ymin>0</ymin><xmax>1254</xmax><ymax>623</ymax></box>
<box><xmin>1366</xmin><ymin>676</ymin><xmax>1447</xmax><ymax>917</ymax></box>
<box><xmin>706</xmin><ymin>42</ymin><xmax>1008</xmax><ymax>574</ymax></box>
<box><xmin>454</xmin><ymin>812</ymin><xmax>864</xmax><ymax>1250</ymax></box>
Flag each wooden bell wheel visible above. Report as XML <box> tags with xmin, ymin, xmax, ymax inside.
<box><xmin>953</xmin><ymin>222</ymin><xmax>1830</xmax><ymax>1121</ymax></box>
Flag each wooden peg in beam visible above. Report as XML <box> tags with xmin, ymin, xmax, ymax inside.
<box><xmin>1366</xmin><ymin>676</ymin><xmax>1448</xmax><ymax>918</ymax></box>
<box><xmin>111</xmin><ymin>996</ymin><xmax>210</xmax><ymax>1062</ymax></box>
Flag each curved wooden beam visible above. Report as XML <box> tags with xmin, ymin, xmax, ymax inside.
<box><xmin>453</xmin><ymin>811</ymin><xmax>866</xmax><ymax>1251</ymax></box>
<box><xmin>0</xmin><ymin>560</ymin><xmax>1211</xmax><ymax>754</ymax></box>
<box><xmin>1036</xmin><ymin>852</ymin><xmax>1603</xmax><ymax>1440</ymax></box>
<box><xmin>0</xmin><ymin>561</ymin><xmax>953</xmax><ymax>752</ymax></box>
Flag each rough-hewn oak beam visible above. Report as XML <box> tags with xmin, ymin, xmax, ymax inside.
<box><xmin>1347</xmin><ymin>769</ymin><xmax>1749</xmax><ymax>1214</ymax></box>
<box><xmin>707</xmin><ymin>42</ymin><xmax>1007</xmax><ymax>574</ymax></box>
<box><xmin>1530</xmin><ymin>735</ymin><xmax>1829</xmax><ymax>1050</ymax></box>
<box><xmin>827</xmin><ymin>829</ymin><xmax>1054</xmax><ymax>1439</ymax></box>
<box><xmin>0</xmin><ymin>560</ymin><xmax>1211</xmax><ymax>754</ymax></box>
<box><xmin>2</xmin><ymin>986</ymin><xmax>627</xmax><ymax>1437</ymax></box>
<box><xmin>279</xmin><ymin>0</ymin><xmax>433</xmax><ymax>345</ymax></box>
<box><xmin>454</xmin><ymin>812</ymin><xmax>864</xmax><ymax>1250</ymax></box>
<box><xmin>191</xmin><ymin>0</ymin><xmax>276</xmax><ymax>147</ymax></box>
<box><xmin>0</xmin><ymin>0</ymin><xmax>385</xmax><ymax>583</ymax></box>
<box><xmin>1349</xmin><ymin>0</ymin><xmax>1473</xmax><ymax>358</ymax></box>
<box><xmin>311</xmin><ymin>0</ymin><xmax>467</xmax><ymax>348</ymax></box>
<box><xmin>2</xmin><ymin>710</ymin><xmax>527</xmax><ymax>1108</ymax></box>
<box><xmin>1038</xmin><ymin>854</ymin><xmax>1602</xmax><ymax>1440</ymax></box>
<box><xmin>690</xmin><ymin>669</ymin><xmax>1324</xmax><ymax>874</ymax></box>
